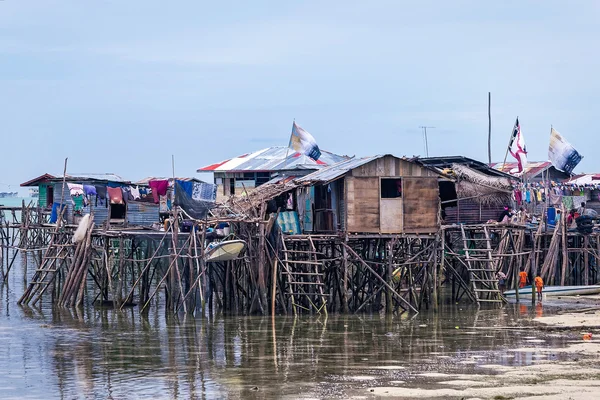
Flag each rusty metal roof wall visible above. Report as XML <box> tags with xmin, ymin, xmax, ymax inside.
<box><xmin>489</xmin><ymin>161</ymin><xmax>552</xmax><ymax>177</ymax></box>
<box><xmin>419</xmin><ymin>156</ymin><xmax>513</xmax><ymax>179</ymax></box>
<box><xmin>295</xmin><ymin>155</ymin><xmax>383</xmax><ymax>184</ymax></box>
<box><xmin>197</xmin><ymin>146</ymin><xmax>348</xmax><ymax>172</ymax></box>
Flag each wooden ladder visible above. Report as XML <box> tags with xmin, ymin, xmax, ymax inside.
<box><xmin>280</xmin><ymin>234</ymin><xmax>328</xmax><ymax>314</ymax></box>
<box><xmin>19</xmin><ymin>232</ymin><xmax>70</xmax><ymax>305</ymax></box>
<box><xmin>460</xmin><ymin>225</ymin><xmax>506</xmax><ymax>305</ymax></box>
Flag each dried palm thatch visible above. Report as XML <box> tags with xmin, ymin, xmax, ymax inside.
<box><xmin>211</xmin><ymin>182</ymin><xmax>299</xmax><ymax>221</ymax></box>
<box><xmin>452</xmin><ymin>163</ymin><xmax>513</xmax><ymax>205</ymax></box>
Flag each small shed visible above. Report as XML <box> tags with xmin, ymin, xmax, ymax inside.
<box><xmin>21</xmin><ymin>173</ymin><xmax>160</xmax><ymax>226</ymax></box>
<box><xmin>295</xmin><ymin>155</ymin><xmax>440</xmax><ymax>234</ymax></box>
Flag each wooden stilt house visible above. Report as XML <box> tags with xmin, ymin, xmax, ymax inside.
<box><xmin>294</xmin><ymin>155</ymin><xmax>441</xmax><ymax>234</ymax></box>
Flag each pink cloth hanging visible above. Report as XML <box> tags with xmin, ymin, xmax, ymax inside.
<box><xmin>149</xmin><ymin>180</ymin><xmax>169</xmax><ymax>203</ymax></box>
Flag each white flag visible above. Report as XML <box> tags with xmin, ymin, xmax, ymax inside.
<box><xmin>289</xmin><ymin>121</ymin><xmax>322</xmax><ymax>161</ymax></box>
<box><xmin>549</xmin><ymin>128</ymin><xmax>582</xmax><ymax>174</ymax></box>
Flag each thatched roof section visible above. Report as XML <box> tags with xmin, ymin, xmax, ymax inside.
<box><xmin>211</xmin><ymin>182</ymin><xmax>299</xmax><ymax>220</ymax></box>
<box><xmin>452</xmin><ymin>163</ymin><xmax>513</xmax><ymax>205</ymax></box>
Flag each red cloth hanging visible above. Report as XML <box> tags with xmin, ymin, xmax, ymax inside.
<box><xmin>107</xmin><ymin>187</ymin><xmax>124</xmax><ymax>205</ymax></box>
<box><xmin>149</xmin><ymin>180</ymin><xmax>169</xmax><ymax>203</ymax></box>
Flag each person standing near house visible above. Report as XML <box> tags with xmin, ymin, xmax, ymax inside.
<box><xmin>497</xmin><ymin>271</ymin><xmax>507</xmax><ymax>294</ymax></box>
<box><xmin>534</xmin><ymin>275</ymin><xmax>544</xmax><ymax>302</ymax></box>
<box><xmin>497</xmin><ymin>206</ymin><xmax>512</xmax><ymax>224</ymax></box>
<box><xmin>519</xmin><ymin>268</ymin><xmax>528</xmax><ymax>289</ymax></box>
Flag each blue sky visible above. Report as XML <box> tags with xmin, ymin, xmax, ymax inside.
<box><xmin>2</xmin><ymin>1</ymin><xmax>599</xmax><ymax>194</ymax></box>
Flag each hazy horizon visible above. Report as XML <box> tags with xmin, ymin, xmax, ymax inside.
<box><xmin>3</xmin><ymin>1</ymin><xmax>600</xmax><ymax>194</ymax></box>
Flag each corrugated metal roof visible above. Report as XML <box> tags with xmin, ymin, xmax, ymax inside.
<box><xmin>134</xmin><ymin>177</ymin><xmax>206</xmax><ymax>185</ymax></box>
<box><xmin>295</xmin><ymin>155</ymin><xmax>383</xmax><ymax>184</ymax></box>
<box><xmin>489</xmin><ymin>161</ymin><xmax>552</xmax><ymax>177</ymax></box>
<box><xmin>197</xmin><ymin>146</ymin><xmax>348</xmax><ymax>172</ymax></box>
<box><xmin>564</xmin><ymin>174</ymin><xmax>600</xmax><ymax>185</ymax></box>
<box><xmin>46</xmin><ymin>173</ymin><xmax>129</xmax><ymax>183</ymax></box>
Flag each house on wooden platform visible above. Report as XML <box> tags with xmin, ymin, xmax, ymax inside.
<box><xmin>197</xmin><ymin>146</ymin><xmax>349</xmax><ymax>201</ymax></box>
<box><xmin>417</xmin><ymin>156</ymin><xmax>514</xmax><ymax>225</ymax></box>
<box><xmin>21</xmin><ymin>174</ymin><xmax>210</xmax><ymax>227</ymax></box>
<box><xmin>293</xmin><ymin>154</ymin><xmax>441</xmax><ymax>234</ymax></box>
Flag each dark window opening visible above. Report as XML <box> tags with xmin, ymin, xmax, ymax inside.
<box><xmin>110</xmin><ymin>204</ymin><xmax>126</xmax><ymax>220</ymax></box>
<box><xmin>438</xmin><ymin>181</ymin><xmax>457</xmax><ymax>207</ymax></box>
<box><xmin>381</xmin><ymin>178</ymin><xmax>402</xmax><ymax>198</ymax></box>
<box><xmin>255</xmin><ymin>172</ymin><xmax>271</xmax><ymax>186</ymax></box>
<box><xmin>46</xmin><ymin>186</ymin><xmax>54</xmax><ymax>207</ymax></box>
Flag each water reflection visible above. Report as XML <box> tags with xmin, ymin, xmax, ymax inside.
<box><xmin>0</xmin><ymin>254</ymin><xmax>572</xmax><ymax>399</ymax></box>
<box><xmin>0</xmin><ymin>299</ymin><xmax>572</xmax><ymax>399</ymax></box>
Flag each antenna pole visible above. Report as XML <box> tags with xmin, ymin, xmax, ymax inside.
<box><xmin>419</xmin><ymin>126</ymin><xmax>435</xmax><ymax>157</ymax></box>
<box><xmin>488</xmin><ymin>92</ymin><xmax>492</xmax><ymax>164</ymax></box>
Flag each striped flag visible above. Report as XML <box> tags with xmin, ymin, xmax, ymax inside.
<box><xmin>508</xmin><ymin>118</ymin><xmax>527</xmax><ymax>173</ymax></box>
<box><xmin>289</xmin><ymin>121</ymin><xmax>322</xmax><ymax>161</ymax></box>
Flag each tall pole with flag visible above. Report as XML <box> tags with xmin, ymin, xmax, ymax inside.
<box><xmin>502</xmin><ymin>117</ymin><xmax>528</xmax><ymax>175</ymax></box>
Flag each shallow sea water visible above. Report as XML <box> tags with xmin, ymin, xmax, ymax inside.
<box><xmin>0</xmin><ymin>199</ymin><xmax>592</xmax><ymax>399</ymax></box>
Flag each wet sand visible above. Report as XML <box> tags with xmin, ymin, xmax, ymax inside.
<box><xmin>355</xmin><ymin>296</ymin><xmax>600</xmax><ymax>400</ymax></box>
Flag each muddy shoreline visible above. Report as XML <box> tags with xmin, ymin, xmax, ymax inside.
<box><xmin>345</xmin><ymin>296</ymin><xmax>600</xmax><ymax>400</ymax></box>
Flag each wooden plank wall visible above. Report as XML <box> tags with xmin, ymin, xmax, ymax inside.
<box><xmin>346</xmin><ymin>176</ymin><xmax>380</xmax><ymax>233</ymax></box>
<box><xmin>351</xmin><ymin>156</ymin><xmax>436</xmax><ymax>178</ymax></box>
<box><xmin>380</xmin><ymin>198</ymin><xmax>403</xmax><ymax>233</ymax></box>
<box><xmin>402</xmin><ymin>177</ymin><xmax>439</xmax><ymax>233</ymax></box>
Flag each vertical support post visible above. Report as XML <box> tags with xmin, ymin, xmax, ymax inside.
<box><xmin>386</xmin><ymin>239</ymin><xmax>393</xmax><ymax>314</ymax></box>
<box><xmin>584</xmin><ymin>235</ymin><xmax>589</xmax><ymax>285</ymax></box>
<box><xmin>342</xmin><ymin>234</ymin><xmax>349</xmax><ymax>313</ymax></box>
<box><xmin>435</xmin><ymin>233</ymin><xmax>444</xmax><ymax>312</ymax></box>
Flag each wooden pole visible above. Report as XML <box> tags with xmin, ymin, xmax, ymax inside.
<box><xmin>488</xmin><ymin>92</ymin><xmax>492</xmax><ymax>164</ymax></box>
<box><xmin>342</xmin><ymin>243</ymin><xmax>418</xmax><ymax>314</ymax></box>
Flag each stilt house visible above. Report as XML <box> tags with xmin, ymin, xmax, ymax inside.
<box><xmin>293</xmin><ymin>155</ymin><xmax>440</xmax><ymax>234</ymax></box>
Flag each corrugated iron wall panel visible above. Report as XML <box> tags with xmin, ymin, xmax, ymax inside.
<box><xmin>85</xmin><ymin>204</ymin><xmax>109</xmax><ymax>226</ymax></box>
<box><xmin>127</xmin><ymin>202</ymin><xmax>160</xmax><ymax>226</ymax></box>
<box><xmin>444</xmin><ymin>200</ymin><xmax>504</xmax><ymax>224</ymax></box>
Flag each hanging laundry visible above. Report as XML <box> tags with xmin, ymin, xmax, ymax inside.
<box><xmin>174</xmin><ymin>181</ymin><xmax>214</xmax><ymax>219</ymax></box>
<box><xmin>149</xmin><ymin>180</ymin><xmax>169</xmax><ymax>203</ymax></box>
<box><xmin>176</xmin><ymin>180</ymin><xmax>194</xmax><ymax>197</ymax></box>
<box><xmin>83</xmin><ymin>185</ymin><xmax>97</xmax><ymax>196</ymax></box>
<box><xmin>159</xmin><ymin>194</ymin><xmax>169</xmax><ymax>212</ymax></box>
<box><xmin>525</xmin><ymin>190</ymin><xmax>531</xmax><ymax>203</ymax></box>
<box><xmin>50</xmin><ymin>203</ymin><xmax>65</xmax><ymax>223</ymax></box>
<box><xmin>130</xmin><ymin>186</ymin><xmax>141</xmax><ymax>200</ymax></box>
<box><xmin>95</xmin><ymin>185</ymin><xmax>107</xmax><ymax>199</ymax></box>
<box><xmin>536</xmin><ymin>189</ymin><xmax>542</xmax><ymax>202</ymax></box>
<box><xmin>121</xmin><ymin>186</ymin><xmax>133</xmax><ymax>202</ymax></box>
<box><xmin>107</xmin><ymin>187</ymin><xmax>124</xmax><ymax>204</ymax></box>
<box><xmin>514</xmin><ymin>190</ymin><xmax>522</xmax><ymax>205</ymax></box>
<box><xmin>191</xmin><ymin>182</ymin><xmax>217</xmax><ymax>202</ymax></box>
<box><xmin>562</xmin><ymin>196</ymin><xmax>574</xmax><ymax>210</ymax></box>
<box><xmin>67</xmin><ymin>183</ymin><xmax>84</xmax><ymax>196</ymax></box>
<box><xmin>530</xmin><ymin>189</ymin><xmax>535</xmax><ymax>204</ymax></box>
